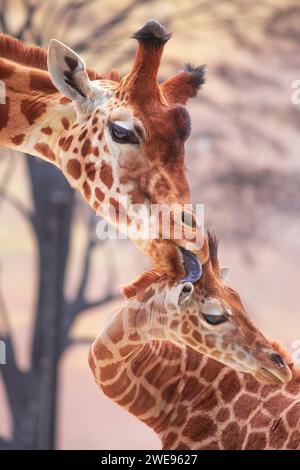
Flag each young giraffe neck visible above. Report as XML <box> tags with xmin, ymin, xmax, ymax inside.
<box><xmin>0</xmin><ymin>57</ymin><xmax>75</xmax><ymax>165</ymax></box>
<box><xmin>89</xmin><ymin>304</ymin><xmax>300</xmax><ymax>450</ymax></box>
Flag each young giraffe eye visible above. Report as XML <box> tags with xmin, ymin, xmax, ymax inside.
<box><xmin>109</xmin><ymin>122</ymin><xmax>139</xmax><ymax>145</ymax></box>
<box><xmin>202</xmin><ymin>313</ymin><xmax>228</xmax><ymax>326</ymax></box>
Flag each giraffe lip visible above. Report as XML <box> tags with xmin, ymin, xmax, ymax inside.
<box><xmin>256</xmin><ymin>366</ymin><xmax>292</xmax><ymax>385</ymax></box>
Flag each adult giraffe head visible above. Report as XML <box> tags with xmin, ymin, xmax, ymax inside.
<box><xmin>47</xmin><ymin>19</ymin><xmax>207</xmax><ymax>275</ymax></box>
<box><xmin>0</xmin><ymin>20</ymin><xmax>207</xmax><ymax>279</ymax></box>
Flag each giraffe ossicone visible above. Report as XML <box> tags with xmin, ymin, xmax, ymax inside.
<box><xmin>0</xmin><ymin>20</ymin><xmax>209</xmax><ymax>282</ymax></box>
<box><xmin>89</xmin><ymin>233</ymin><xmax>299</xmax><ymax>449</ymax></box>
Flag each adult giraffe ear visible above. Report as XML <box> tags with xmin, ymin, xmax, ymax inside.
<box><xmin>161</xmin><ymin>63</ymin><xmax>206</xmax><ymax>105</ymax></box>
<box><xmin>47</xmin><ymin>39</ymin><xmax>92</xmax><ymax>102</ymax></box>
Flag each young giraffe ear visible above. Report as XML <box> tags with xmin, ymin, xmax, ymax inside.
<box><xmin>220</xmin><ymin>267</ymin><xmax>230</xmax><ymax>283</ymax></box>
<box><xmin>47</xmin><ymin>39</ymin><xmax>92</xmax><ymax>101</ymax></box>
<box><xmin>165</xmin><ymin>282</ymin><xmax>194</xmax><ymax>314</ymax></box>
<box><xmin>178</xmin><ymin>282</ymin><xmax>194</xmax><ymax>305</ymax></box>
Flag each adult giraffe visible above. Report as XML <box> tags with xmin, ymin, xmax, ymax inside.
<box><xmin>0</xmin><ymin>20</ymin><xmax>208</xmax><ymax>281</ymax></box>
<box><xmin>89</xmin><ymin>234</ymin><xmax>300</xmax><ymax>450</ymax></box>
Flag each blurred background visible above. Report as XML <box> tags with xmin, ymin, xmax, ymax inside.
<box><xmin>0</xmin><ymin>0</ymin><xmax>300</xmax><ymax>450</ymax></box>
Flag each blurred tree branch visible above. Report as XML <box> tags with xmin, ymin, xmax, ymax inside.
<box><xmin>72</xmin><ymin>0</ymin><xmax>146</xmax><ymax>53</ymax></box>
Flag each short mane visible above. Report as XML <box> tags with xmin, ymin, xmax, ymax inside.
<box><xmin>207</xmin><ymin>230</ymin><xmax>219</xmax><ymax>258</ymax></box>
<box><xmin>0</xmin><ymin>34</ymin><xmax>120</xmax><ymax>82</ymax></box>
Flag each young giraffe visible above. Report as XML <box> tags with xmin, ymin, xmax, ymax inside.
<box><xmin>89</xmin><ymin>234</ymin><xmax>300</xmax><ymax>450</ymax></box>
<box><xmin>0</xmin><ymin>20</ymin><xmax>208</xmax><ymax>280</ymax></box>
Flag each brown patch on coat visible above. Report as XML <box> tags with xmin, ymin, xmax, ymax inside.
<box><xmin>221</xmin><ymin>422</ymin><xmax>247</xmax><ymax>449</ymax></box>
<box><xmin>264</xmin><ymin>393</ymin><xmax>294</xmax><ymax>415</ymax></box>
<box><xmin>183</xmin><ymin>415</ymin><xmax>217</xmax><ymax>442</ymax></box>
<box><xmin>11</xmin><ymin>133</ymin><xmax>25</xmax><ymax>145</ymax></box>
<box><xmin>163</xmin><ymin>433</ymin><xmax>177</xmax><ymax>448</ymax></box>
<box><xmin>269</xmin><ymin>418</ymin><xmax>289</xmax><ymax>448</ymax></box>
<box><xmin>81</xmin><ymin>138</ymin><xmax>91</xmax><ymax>157</ymax></box>
<box><xmin>85</xmin><ymin>162</ymin><xmax>96</xmax><ymax>181</ymax></box>
<box><xmin>100</xmin><ymin>361</ymin><xmax>122</xmax><ymax>382</ymax></box>
<box><xmin>61</xmin><ymin>117</ymin><xmax>70</xmax><ymax>130</ymax></box>
<box><xmin>40</xmin><ymin>126</ymin><xmax>52</xmax><ymax>135</ymax></box>
<box><xmin>286</xmin><ymin>402</ymin><xmax>300</xmax><ymax>428</ymax></box>
<box><xmin>216</xmin><ymin>407</ymin><xmax>230</xmax><ymax>423</ymax></box>
<box><xmin>201</xmin><ymin>361</ymin><xmax>223</xmax><ymax>382</ymax></box>
<box><xmin>34</xmin><ymin>142</ymin><xmax>56</xmax><ymax>161</ymax></box>
<box><xmin>233</xmin><ymin>393</ymin><xmax>260</xmax><ymax>419</ymax></box>
<box><xmin>95</xmin><ymin>187</ymin><xmax>105</xmax><ymax>202</ymax></box>
<box><xmin>286</xmin><ymin>430</ymin><xmax>300</xmax><ymax>449</ymax></box>
<box><xmin>250</xmin><ymin>410</ymin><xmax>271</xmax><ymax>428</ymax></box>
<box><xmin>129</xmin><ymin>385</ymin><xmax>156</xmax><ymax>415</ymax></box>
<box><xmin>116</xmin><ymin>385</ymin><xmax>137</xmax><ymax>407</ymax></box>
<box><xmin>67</xmin><ymin>159</ymin><xmax>81</xmax><ymax>179</ymax></box>
<box><xmin>102</xmin><ymin>369</ymin><xmax>131</xmax><ymax>397</ymax></box>
<box><xmin>244</xmin><ymin>431</ymin><xmax>267</xmax><ymax>450</ymax></box>
<box><xmin>21</xmin><ymin>99</ymin><xmax>47</xmax><ymax>125</ymax></box>
<box><xmin>58</xmin><ymin>137</ymin><xmax>65</xmax><ymax>147</ymax></box>
<box><xmin>181</xmin><ymin>377</ymin><xmax>205</xmax><ymax>400</ymax></box>
<box><xmin>83</xmin><ymin>181</ymin><xmax>91</xmax><ymax>200</ymax></box>
<box><xmin>93</xmin><ymin>342</ymin><xmax>113</xmax><ymax>361</ymax></box>
<box><xmin>145</xmin><ymin>363</ymin><xmax>180</xmax><ymax>389</ymax></box>
<box><xmin>100</xmin><ymin>162</ymin><xmax>113</xmax><ymax>188</ymax></box>
<box><xmin>219</xmin><ymin>371</ymin><xmax>241</xmax><ymax>402</ymax></box>
<box><xmin>78</xmin><ymin>128</ymin><xmax>88</xmax><ymax>141</ymax></box>
<box><xmin>62</xmin><ymin>135</ymin><xmax>73</xmax><ymax>151</ymax></box>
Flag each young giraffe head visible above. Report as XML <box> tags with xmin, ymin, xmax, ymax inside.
<box><xmin>123</xmin><ymin>233</ymin><xmax>292</xmax><ymax>385</ymax></box>
<box><xmin>47</xmin><ymin>20</ymin><xmax>207</xmax><ymax>271</ymax></box>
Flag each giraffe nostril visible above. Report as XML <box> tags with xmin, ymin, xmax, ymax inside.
<box><xmin>270</xmin><ymin>352</ymin><xmax>285</xmax><ymax>368</ymax></box>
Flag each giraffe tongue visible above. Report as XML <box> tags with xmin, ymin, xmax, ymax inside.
<box><xmin>179</xmin><ymin>247</ymin><xmax>202</xmax><ymax>283</ymax></box>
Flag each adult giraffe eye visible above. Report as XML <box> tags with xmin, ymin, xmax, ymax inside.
<box><xmin>109</xmin><ymin>122</ymin><xmax>139</xmax><ymax>145</ymax></box>
<box><xmin>202</xmin><ymin>313</ymin><xmax>228</xmax><ymax>326</ymax></box>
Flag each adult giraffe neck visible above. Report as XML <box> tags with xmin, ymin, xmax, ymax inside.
<box><xmin>0</xmin><ymin>57</ymin><xmax>74</xmax><ymax>165</ymax></box>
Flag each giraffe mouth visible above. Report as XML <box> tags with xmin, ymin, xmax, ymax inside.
<box><xmin>255</xmin><ymin>366</ymin><xmax>292</xmax><ymax>385</ymax></box>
